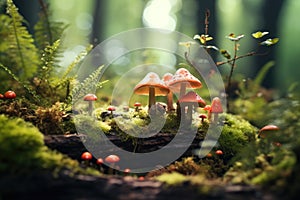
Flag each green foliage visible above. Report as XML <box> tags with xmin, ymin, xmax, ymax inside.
<box><xmin>0</xmin><ymin>114</ymin><xmax>98</xmax><ymax>175</ymax></box>
<box><xmin>218</xmin><ymin>113</ymin><xmax>257</xmax><ymax>161</ymax></box>
<box><xmin>0</xmin><ymin>0</ymin><xmax>39</xmax><ymax>80</ymax></box>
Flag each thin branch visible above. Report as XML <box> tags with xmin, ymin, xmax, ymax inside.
<box><xmin>216</xmin><ymin>51</ymin><xmax>257</xmax><ymax>66</ymax></box>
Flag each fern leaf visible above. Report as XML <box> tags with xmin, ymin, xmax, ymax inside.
<box><xmin>71</xmin><ymin>65</ymin><xmax>105</xmax><ymax>103</ymax></box>
<box><xmin>3</xmin><ymin>0</ymin><xmax>39</xmax><ymax>80</ymax></box>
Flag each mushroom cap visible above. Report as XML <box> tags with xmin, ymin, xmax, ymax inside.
<box><xmin>134</xmin><ymin>72</ymin><xmax>170</xmax><ymax>96</ymax></box>
<box><xmin>215</xmin><ymin>150</ymin><xmax>223</xmax><ymax>155</ymax></box>
<box><xmin>178</xmin><ymin>91</ymin><xmax>206</xmax><ymax>107</ymax></box>
<box><xmin>83</xmin><ymin>94</ymin><xmax>97</xmax><ymax>101</ymax></box>
<box><xmin>4</xmin><ymin>90</ymin><xmax>16</xmax><ymax>99</ymax></box>
<box><xmin>96</xmin><ymin>158</ymin><xmax>104</xmax><ymax>165</ymax></box>
<box><xmin>168</xmin><ymin>68</ymin><xmax>202</xmax><ymax>91</ymax></box>
<box><xmin>203</xmin><ymin>105</ymin><xmax>212</xmax><ymax>111</ymax></box>
<box><xmin>107</xmin><ymin>105</ymin><xmax>116</xmax><ymax>111</ymax></box>
<box><xmin>105</xmin><ymin>154</ymin><xmax>120</xmax><ymax>163</ymax></box>
<box><xmin>199</xmin><ymin>114</ymin><xmax>207</xmax><ymax>119</ymax></box>
<box><xmin>81</xmin><ymin>152</ymin><xmax>93</xmax><ymax>160</ymax></box>
<box><xmin>0</xmin><ymin>94</ymin><xmax>4</xmax><ymax>99</ymax></box>
<box><xmin>260</xmin><ymin>124</ymin><xmax>279</xmax><ymax>132</ymax></box>
<box><xmin>134</xmin><ymin>102</ymin><xmax>142</xmax><ymax>107</ymax></box>
<box><xmin>211</xmin><ymin>97</ymin><xmax>223</xmax><ymax>113</ymax></box>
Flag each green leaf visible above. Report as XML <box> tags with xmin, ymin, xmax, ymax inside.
<box><xmin>254</xmin><ymin>61</ymin><xmax>275</xmax><ymax>86</ymax></box>
<box><xmin>260</xmin><ymin>38</ymin><xmax>279</xmax><ymax>46</ymax></box>
<box><xmin>252</xmin><ymin>31</ymin><xmax>269</xmax><ymax>39</ymax></box>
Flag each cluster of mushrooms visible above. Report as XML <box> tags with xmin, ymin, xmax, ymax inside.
<box><xmin>133</xmin><ymin>68</ymin><xmax>223</xmax><ymax>126</ymax></box>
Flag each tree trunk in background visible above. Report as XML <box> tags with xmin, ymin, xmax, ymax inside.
<box><xmin>14</xmin><ymin>0</ymin><xmax>40</xmax><ymax>34</ymax></box>
<box><xmin>90</xmin><ymin>0</ymin><xmax>106</xmax><ymax>45</ymax></box>
<box><xmin>255</xmin><ymin>0</ymin><xmax>285</xmax><ymax>88</ymax></box>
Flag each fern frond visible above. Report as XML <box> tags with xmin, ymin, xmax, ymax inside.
<box><xmin>71</xmin><ymin>65</ymin><xmax>105</xmax><ymax>103</ymax></box>
<box><xmin>61</xmin><ymin>44</ymin><xmax>93</xmax><ymax>80</ymax></box>
<box><xmin>3</xmin><ymin>0</ymin><xmax>39</xmax><ymax>80</ymax></box>
<box><xmin>34</xmin><ymin>0</ymin><xmax>67</xmax><ymax>49</ymax></box>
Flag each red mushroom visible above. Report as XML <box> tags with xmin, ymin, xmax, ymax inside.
<box><xmin>168</xmin><ymin>68</ymin><xmax>202</xmax><ymax>98</ymax></box>
<box><xmin>105</xmin><ymin>154</ymin><xmax>120</xmax><ymax>174</ymax></box>
<box><xmin>215</xmin><ymin>150</ymin><xmax>223</xmax><ymax>155</ymax></box>
<box><xmin>4</xmin><ymin>90</ymin><xmax>16</xmax><ymax>99</ymax></box>
<box><xmin>211</xmin><ymin>97</ymin><xmax>223</xmax><ymax>123</ymax></box>
<box><xmin>134</xmin><ymin>102</ymin><xmax>142</xmax><ymax>112</ymax></box>
<box><xmin>0</xmin><ymin>94</ymin><xmax>4</xmax><ymax>99</ymax></box>
<box><xmin>83</xmin><ymin>94</ymin><xmax>97</xmax><ymax>116</ymax></box>
<box><xmin>134</xmin><ymin>72</ymin><xmax>169</xmax><ymax>111</ymax></box>
<box><xmin>259</xmin><ymin>124</ymin><xmax>279</xmax><ymax>139</ymax></box>
<box><xmin>81</xmin><ymin>151</ymin><xmax>93</xmax><ymax>160</ymax></box>
<box><xmin>123</xmin><ymin>168</ymin><xmax>131</xmax><ymax>176</ymax></box>
<box><xmin>178</xmin><ymin>91</ymin><xmax>206</xmax><ymax>127</ymax></box>
<box><xmin>107</xmin><ymin>105</ymin><xmax>116</xmax><ymax>116</ymax></box>
<box><xmin>199</xmin><ymin>114</ymin><xmax>207</xmax><ymax>123</ymax></box>
<box><xmin>203</xmin><ymin>105</ymin><xmax>212</xmax><ymax>121</ymax></box>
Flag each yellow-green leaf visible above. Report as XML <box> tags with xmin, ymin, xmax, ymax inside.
<box><xmin>260</xmin><ymin>38</ymin><xmax>279</xmax><ymax>46</ymax></box>
<box><xmin>252</xmin><ymin>31</ymin><xmax>269</xmax><ymax>39</ymax></box>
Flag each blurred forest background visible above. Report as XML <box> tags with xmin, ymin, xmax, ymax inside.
<box><xmin>2</xmin><ymin>0</ymin><xmax>300</xmax><ymax>94</ymax></box>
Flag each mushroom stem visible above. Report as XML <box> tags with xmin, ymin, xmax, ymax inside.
<box><xmin>148</xmin><ymin>86</ymin><xmax>156</xmax><ymax>110</ymax></box>
<box><xmin>213</xmin><ymin>113</ymin><xmax>219</xmax><ymax>123</ymax></box>
<box><xmin>88</xmin><ymin>102</ymin><xmax>93</xmax><ymax>116</ymax></box>
<box><xmin>166</xmin><ymin>92</ymin><xmax>174</xmax><ymax>112</ymax></box>
<box><xmin>185</xmin><ymin>104</ymin><xmax>193</xmax><ymax>127</ymax></box>
<box><xmin>179</xmin><ymin>83</ymin><xmax>187</xmax><ymax>98</ymax></box>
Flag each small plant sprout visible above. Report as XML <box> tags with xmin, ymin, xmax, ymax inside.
<box><xmin>134</xmin><ymin>102</ymin><xmax>142</xmax><ymax>112</ymax></box>
<box><xmin>168</xmin><ymin>68</ymin><xmax>202</xmax><ymax>98</ymax></box>
<box><xmin>81</xmin><ymin>151</ymin><xmax>93</xmax><ymax>166</ymax></box>
<box><xmin>83</xmin><ymin>94</ymin><xmax>97</xmax><ymax>116</ymax></box>
<box><xmin>211</xmin><ymin>97</ymin><xmax>223</xmax><ymax>124</ymax></box>
<box><xmin>4</xmin><ymin>90</ymin><xmax>16</xmax><ymax>99</ymax></box>
<box><xmin>178</xmin><ymin>91</ymin><xmax>206</xmax><ymax>127</ymax></box>
<box><xmin>105</xmin><ymin>154</ymin><xmax>120</xmax><ymax>174</ymax></box>
<box><xmin>162</xmin><ymin>72</ymin><xmax>176</xmax><ymax>112</ymax></box>
<box><xmin>258</xmin><ymin>124</ymin><xmax>280</xmax><ymax>139</ymax></box>
<box><xmin>107</xmin><ymin>105</ymin><xmax>116</xmax><ymax>116</ymax></box>
<box><xmin>134</xmin><ymin>72</ymin><xmax>169</xmax><ymax>111</ymax></box>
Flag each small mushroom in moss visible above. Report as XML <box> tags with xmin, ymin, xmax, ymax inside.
<box><xmin>134</xmin><ymin>72</ymin><xmax>169</xmax><ymax>111</ymax></box>
<box><xmin>105</xmin><ymin>154</ymin><xmax>120</xmax><ymax>174</ymax></box>
<box><xmin>199</xmin><ymin>114</ymin><xmax>207</xmax><ymax>123</ymax></box>
<box><xmin>83</xmin><ymin>94</ymin><xmax>97</xmax><ymax>116</ymax></box>
<box><xmin>211</xmin><ymin>97</ymin><xmax>223</xmax><ymax>124</ymax></box>
<box><xmin>0</xmin><ymin>93</ymin><xmax>4</xmax><ymax>99</ymax></box>
<box><xmin>258</xmin><ymin>124</ymin><xmax>279</xmax><ymax>139</ymax></box>
<box><xmin>168</xmin><ymin>68</ymin><xmax>202</xmax><ymax>98</ymax></box>
<box><xmin>107</xmin><ymin>105</ymin><xmax>116</xmax><ymax>116</ymax></box>
<box><xmin>81</xmin><ymin>151</ymin><xmax>93</xmax><ymax>166</ymax></box>
<box><xmin>4</xmin><ymin>90</ymin><xmax>16</xmax><ymax>99</ymax></box>
<box><xmin>203</xmin><ymin>105</ymin><xmax>212</xmax><ymax>121</ymax></box>
<box><xmin>215</xmin><ymin>149</ymin><xmax>223</xmax><ymax>155</ymax></box>
<box><xmin>134</xmin><ymin>102</ymin><xmax>142</xmax><ymax>112</ymax></box>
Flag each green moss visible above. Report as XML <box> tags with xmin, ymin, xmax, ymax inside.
<box><xmin>218</xmin><ymin>113</ymin><xmax>257</xmax><ymax>161</ymax></box>
<box><xmin>155</xmin><ymin>172</ymin><xmax>188</xmax><ymax>186</ymax></box>
<box><xmin>0</xmin><ymin>114</ymin><xmax>99</xmax><ymax>176</ymax></box>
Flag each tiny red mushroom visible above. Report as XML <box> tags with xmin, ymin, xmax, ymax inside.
<box><xmin>215</xmin><ymin>150</ymin><xmax>223</xmax><ymax>155</ymax></box>
<box><xmin>96</xmin><ymin>158</ymin><xmax>104</xmax><ymax>165</ymax></box>
<box><xmin>259</xmin><ymin>124</ymin><xmax>279</xmax><ymax>139</ymax></box>
<box><xmin>211</xmin><ymin>97</ymin><xmax>223</xmax><ymax>123</ymax></box>
<box><xmin>4</xmin><ymin>90</ymin><xmax>16</xmax><ymax>99</ymax></box>
<box><xmin>107</xmin><ymin>105</ymin><xmax>116</xmax><ymax>116</ymax></box>
<box><xmin>199</xmin><ymin>114</ymin><xmax>207</xmax><ymax>123</ymax></box>
<box><xmin>105</xmin><ymin>154</ymin><xmax>120</xmax><ymax>174</ymax></box>
<box><xmin>0</xmin><ymin>94</ymin><xmax>4</xmax><ymax>99</ymax></box>
<box><xmin>81</xmin><ymin>151</ymin><xmax>93</xmax><ymax>160</ymax></box>
<box><xmin>123</xmin><ymin>168</ymin><xmax>131</xmax><ymax>176</ymax></box>
<box><xmin>203</xmin><ymin>105</ymin><xmax>212</xmax><ymax>121</ymax></box>
<box><xmin>83</xmin><ymin>94</ymin><xmax>97</xmax><ymax>116</ymax></box>
<box><xmin>81</xmin><ymin>151</ymin><xmax>93</xmax><ymax>166</ymax></box>
<box><xmin>134</xmin><ymin>102</ymin><xmax>142</xmax><ymax>112</ymax></box>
